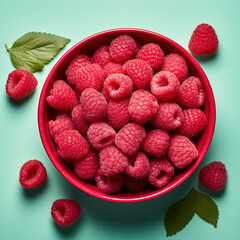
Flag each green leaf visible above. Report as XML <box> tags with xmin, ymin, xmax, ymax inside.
<box><xmin>195</xmin><ymin>189</ymin><xmax>219</xmax><ymax>228</ymax></box>
<box><xmin>164</xmin><ymin>187</ymin><xmax>196</xmax><ymax>236</ymax></box>
<box><xmin>6</xmin><ymin>32</ymin><xmax>70</xmax><ymax>73</ymax></box>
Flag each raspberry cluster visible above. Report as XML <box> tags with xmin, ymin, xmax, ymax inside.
<box><xmin>46</xmin><ymin>34</ymin><xmax>207</xmax><ymax>194</ymax></box>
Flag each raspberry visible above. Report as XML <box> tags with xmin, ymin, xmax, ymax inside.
<box><xmin>126</xmin><ymin>152</ymin><xmax>150</xmax><ymax>179</ymax></box>
<box><xmin>101</xmin><ymin>87</ymin><xmax>111</xmax><ymax>102</ymax></box>
<box><xmin>109</xmin><ymin>35</ymin><xmax>136</xmax><ymax>64</ymax></box>
<box><xmin>123</xmin><ymin>174</ymin><xmax>148</xmax><ymax>192</ymax></box>
<box><xmin>149</xmin><ymin>158</ymin><xmax>174</xmax><ymax>188</ymax></box>
<box><xmin>137</xmin><ymin>43</ymin><xmax>164</xmax><ymax>71</ymax></box>
<box><xmin>49</xmin><ymin>114</ymin><xmax>75</xmax><ymax>140</ymax></box>
<box><xmin>19</xmin><ymin>160</ymin><xmax>47</xmax><ymax>188</ymax></box>
<box><xmin>161</xmin><ymin>53</ymin><xmax>188</xmax><ymax>83</ymax></box>
<box><xmin>47</xmin><ymin>80</ymin><xmax>78</xmax><ymax>111</ymax></box>
<box><xmin>176</xmin><ymin>109</ymin><xmax>206</xmax><ymax>138</ymax></box>
<box><xmin>177</xmin><ymin>76</ymin><xmax>205</xmax><ymax>108</ymax></box>
<box><xmin>87</xmin><ymin>122</ymin><xmax>116</xmax><ymax>149</ymax></box>
<box><xmin>199</xmin><ymin>161</ymin><xmax>227</xmax><ymax>191</ymax></box>
<box><xmin>115</xmin><ymin>123</ymin><xmax>147</xmax><ymax>156</ymax></box>
<box><xmin>74</xmin><ymin>150</ymin><xmax>99</xmax><ymax>180</ymax></box>
<box><xmin>95</xmin><ymin>169</ymin><xmax>123</xmax><ymax>194</ymax></box>
<box><xmin>123</xmin><ymin>59</ymin><xmax>153</xmax><ymax>89</ymax></box>
<box><xmin>66</xmin><ymin>54</ymin><xmax>90</xmax><ymax>85</ymax></box>
<box><xmin>142</xmin><ymin>129</ymin><xmax>170</xmax><ymax>157</ymax></box>
<box><xmin>80</xmin><ymin>88</ymin><xmax>107</xmax><ymax>122</ymax></box>
<box><xmin>168</xmin><ymin>135</ymin><xmax>198</xmax><ymax>169</ymax></box>
<box><xmin>91</xmin><ymin>45</ymin><xmax>112</xmax><ymax>68</ymax></box>
<box><xmin>107</xmin><ymin>99</ymin><xmax>130</xmax><ymax>131</ymax></box>
<box><xmin>152</xmin><ymin>103</ymin><xmax>183</xmax><ymax>130</ymax></box>
<box><xmin>71</xmin><ymin>104</ymin><xmax>90</xmax><ymax>136</ymax></box>
<box><xmin>103</xmin><ymin>62</ymin><xmax>123</xmax><ymax>78</ymax></box>
<box><xmin>150</xmin><ymin>71</ymin><xmax>180</xmax><ymax>101</ymax></box>
<box><xmin>128</xmin><ymin>89</ymin><xmax>159</xmax><ymax>125</ymax></box>
<box><xmin>132</xmin><ymin>42</ymin><xmax>142</xmax><ymax>58</ymax></box>
<box><xmin>6</xmin><ymin>69</ymin><xmax>38</xmax><ymax>99</ymax></box>
<box><xmin>100</xmin><ymin>145</ymin><xmax>128</xmax><ymax>176</ymax></box>
<box><xmin>189</xmin><ymin>23</ymin><xmax>219</xmax><ymax>55</ymax></box>
<box><xmin>75</xmin><ymin>63</ymin><xmax>104</xmax><ymax>92</ymax></box>
<box><xmin>51</xmin><ymin>199</ymin><xmax>81</xmax><ymax>227</ymax></box>
<box><xmin>55</xmin><ymin>130</ymin><xmax>89</xmax><ymax>162</ymax></box>
<box><xmin>103</xmin><ymin>73</ymin><xmax>133</xmax><ymax>99</ymax></box>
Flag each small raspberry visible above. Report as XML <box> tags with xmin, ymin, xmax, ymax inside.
<box><xmin>66</xmin><ymin>54</ymin><xmax>90</xmax><ymax>85</ymax></box>
<box><xmin>75</xmin><ymin>63</ymin><xmax>104</xmax><ymax>92</ymax></box>
<box><xmin>128</xmin><ymin>89</ymin><xmax>159</xmax><ymax>125</ymax></box>
<box><xmin>87</xmin><ymin>122</ymin><xmax>116</xmax><ymax>149</ymax></box>
<box><xmin>115</xmin><ymin>123</ymin><xmax>147</xmax><ymax>156</ymax></box>
<box><xmin>176</xmin><ymin>109</ymin><xmax>206</xmax><ymax>138</ymax></box>
<box><xmin>149</xmin><ymin>158</ymin><xmax>174</xmax><ymax>188</ymax></box>
<box><xmin>19</xmin><ymin>160</ymin><xmax>47</xmax><ymax>188</ymax></box>
<box><xmin>168</xmin><ymin>135</ymin><xmax>199</xmax><ymax>169</ymax></box>
<box><xmin>151</xmin><ymin>103</ymin><xmax>183</xmax><ymax>130</ymax></box>
<box><xmin>177</xmin><ymin>76</ymin><xmax>205</xmax><ymax>108</ymax></box>
<box><xmin>6</xmin><ymin>69</ymin><xmax>38</xmax><ymax>99</ymax></box>
<box><xmin>142</xmin><ymin>129</ymin><xmax>170</xmax><ymax>157</ymax></box>
<box><xmin>49</xmin><ymin>114</ymin><xmax>75</xmax><ymax>140</ymax></box>
<box><xmin>189</xmin><ymin>23</ymin><xmax>219</xmax><ymax>55</ymax></box>
<box><xmin>199</xmin><ymin>161</ymin><xmax>227</xmax><ymax>191</ymax></box>
<box><xmin>103</xmin><ymin>62</ymin><xmax>123</xmax><ymax>78</ymax></box>
<box><xmin>123</xmin><ymin>59</ymin><xmax>153</xmax><ymax>89</ymax></box>
<box><xmin>107</xmin><ymin>99</ymin><xmax>130</xmax><ymax>131</ymax></box>
<box><xmin>91</xmin><ymin>45</ymin><xmax>112</xmax><ymax>68</ymax></box>
<box><xmin>100</xmin><ymin>146</ymin><xmax>128</xmax><ymax>176</ymax></box>
<box><xmin>80</xmin><ymin>88</ymin><xmax>107</xmax><ymax>122</ymax></box>
<box><xmin>126</xmin><ymin>152</ymin><xmax>150</xmax><ymax>179</ymax></box>
<box><xmin>132</xmin><ymin>42</ymin><xmax>142</xmax><ymax>58</ymax></box>
<box><xmin>55</xmin><ymin>130</ymin><xmax>89</xmax><ymax>162</ymax></box>
<box><xmin>47</xmin><ymin>80</ymin><xmax>78</xmax><ymax>111</ymax></box>
<box><xmin>71</xmin><ymin>104</ymin><xmax>90</xmax><ymax>136</ymax></box>
<box><xmin>137</xmin><ymin>43</ymin><xmax>164</xmax><ymax>71</ymax></box>
<box><xmin>150</xmin><ymin>71</ymin><xmax>180</xmax><ymax>101</ymax></box>
<box><xmin>51</xmin><ymin>199</ymin><xmax>81</xmax><ymax>227</ymax></box>
<box><xmin>103</xmin><ymin>73</ymin><xmax>133</xmax><ymax>99</ymax></box>
<box><xmin>95</xmin><ymin>169</ymin><xmax>123</xmax><ymax>194</ymax></box>
<box><xmin>109</xmin><ymin>35</ymin><xmax>137</xmax><ymax>64</ymax></box>
<box><xmin>123</xmin><ymin>173</ymin><xmax>148</xmax><ymax>192</ymax></box>
<box><xmin>161</xmin><ymin>53</ymin><xmax>188</xmax><ymax>83</ymax></box>
<box><xmin>74</xmin><ymin>151</ymin><xmax>99</xmax><ymax>180</ymax></box>
<box><xmin>101</xmin><ymin>87</ymin><xmax>111</xmax><ymax>102</ymax></box>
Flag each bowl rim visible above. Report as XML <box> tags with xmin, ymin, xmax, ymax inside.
<box><xmin>38</xmin><ymin>28</ymin><xmax>216</xmax><ymax>203</ymax></box>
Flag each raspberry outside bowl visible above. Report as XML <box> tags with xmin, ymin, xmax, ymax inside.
<box><xmin>38</xmin><ymin>28</ymin><xmax>216</xmax><ymax>202</ymax></box>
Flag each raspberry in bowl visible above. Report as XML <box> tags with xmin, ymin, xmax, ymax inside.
<box><xmin>38</xmin><ymin>28</ymin><xmax>216</xmax><ymax>202</ymax></box>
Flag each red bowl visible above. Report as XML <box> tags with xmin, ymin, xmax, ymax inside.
<box><xmin>38</xmin><ymin>28</ymin><xmax>216</xmax><ymax>202</ymax></box>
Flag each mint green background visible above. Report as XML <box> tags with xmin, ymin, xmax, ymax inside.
<box><xmin>0</xmin><ymin>0</ymin><xmax>239</xmax><ymax>239</ymax></box>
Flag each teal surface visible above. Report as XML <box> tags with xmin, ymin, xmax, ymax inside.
<box><xmin>0</xmin><ymin>0</ymin><xmax>239</xmax><ymax>239</ymax></box>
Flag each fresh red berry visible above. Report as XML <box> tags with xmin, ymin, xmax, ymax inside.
<box><xmin>100</xmin><ymin>145</ymin><xmax>128</xmax><ymax>176</ymax></box>
<box><xmin>152</xmin><ymin>103</ymin><xmax>183</xmax><ymax>130</ymax></box>
<box><xmin>115</xmin><ymin>123</ymin><xmax>147</xmax><ymax>156</ymax></box>
<box><xmin>161</xmin><ymin>53</ymin><xmax>188</xmax><ymax>83</ymax></box>
<box><xmin>177</xmin><ymin>76</ymin><xmax>205</xmax><ymax>108</ymax></box>
<box><xmin>91</xmin><ymin>45</ymin><xmax>112</xmax><ymax>68</ymax></box>
<box><xmin>80</xmin><ymin>88</ymin><xmax>107</xmax><ymax>122</ymax></box>
<box><xmin>19</xmin><ymin>160</ymin><xmax>47</xmax><ymax>188</ymax></box>
<box><xmin>142</xmin><ymin>129</ymin><xmax>170</xmax><ymax>157</ymax></box>
<box><xmin>110</xmin><ymin>35</ymin><xmax>136</xmax><ymax>63</ymax></box>
<box><xmin>123</xmin><ymin>173</ymin><xmax>148</xmax><ymax>192</ymax></box>
<box><xmin>150</xmin><ymin>71</ymin><xmax>180</xmax><ymax>101</ymax></box>
<box><xmin>51</xmin><ymin>199</ymin><xmax>81</xmax><ymax>227</ymax></box>
<box><xmin>6</xmin><ymin>69</ymin><xmax>38</xmax><ymax>99</ymax></box>
<box><xmin>168</xmin><ymin>135</ymin><xmax>198</xmax><ymax>169</ymax></box>
<box><xmin>103</xmin><ymin>62</ymin><xmax>123</xmax><ymax>78</ymax></box>
<box><xmin>128</xmin><ymin>89</ymin><xmax>159</xmax><ymax>125</ymax></box>
<box><xmin>189</xmin><ymin>23</ymin><xmax>219</xmax><ymax>55</ymax></box>
<box><xmin>47</xmin><ymin>80</ymin><xmax>78</xmax><ymax>111</ymax></box>
<box><xmin>137</xmin><ymin>43</ymin><xmax>164</xmax><ymax>71</ymax></box>
<box><xmin>176</xmin><ymin>109</ymin><xmax>206</xmax><ymax>138</ymax></box>
<box><xmin>199</xmin><ymin>161</ymin><xmax>227</xmax><ymax>191</ymax></box>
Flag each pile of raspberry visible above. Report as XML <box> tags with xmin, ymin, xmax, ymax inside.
<box><xmin>46</xmin><ymin>34</ymin><xmax>207</xmax><ymax>194</ymax></box>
